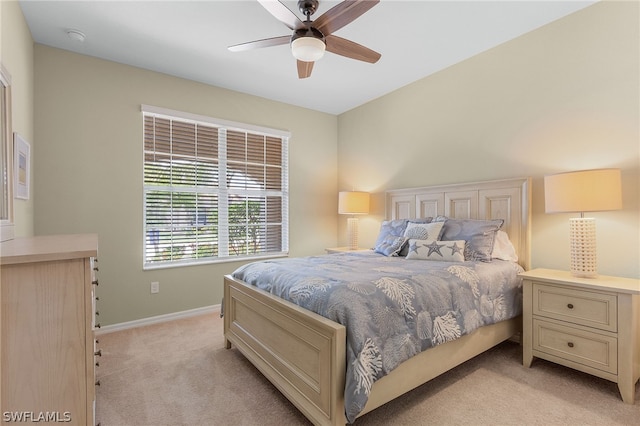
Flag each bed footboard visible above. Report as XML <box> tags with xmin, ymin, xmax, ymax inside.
<box><xmin>224</xmin><ymin>274</ymin><xmax>347</xmax><ymax>426</ymax></box>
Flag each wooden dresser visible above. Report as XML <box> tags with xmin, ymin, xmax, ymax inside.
<box><xmin>520</xmin><ymin>268</ymin><xmax>640</xmax><ymax>404</ymax></box>
<box><xmin>0</xmin><ymin>234</ymin><xmax>99</xmax><ymax>425</ymax></box>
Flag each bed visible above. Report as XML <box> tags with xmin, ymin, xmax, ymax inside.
<box><xmin>223</xmin><ymin>177</ymin><xmax>531</xmax><ymax>425</ymax></box>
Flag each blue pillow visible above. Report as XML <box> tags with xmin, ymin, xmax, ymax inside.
<box><xmin>439</xmin><ymin>218</ymin><xmax>504</xmax><ymax>262</ymax></box>
<box><xmin>374</xmin><ymin>235</ymin><xmax>408</xmax><ymax>256</ymax></box>
<box><xmin>373</xmin><ymin>219</ymin><xmax>408</xmax><ymax>250</ymax></box>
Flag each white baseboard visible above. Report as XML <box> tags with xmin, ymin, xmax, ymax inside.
<box><xmin>96</xmin><ymin>304</ymin><xmax>220</xmax><ymax>335</ymax></box>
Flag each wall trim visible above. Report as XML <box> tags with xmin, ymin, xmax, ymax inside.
<box><xmin>96</xmin><ymin>304</ymin><xmax>220</xmax><ymax>335</ymax></box>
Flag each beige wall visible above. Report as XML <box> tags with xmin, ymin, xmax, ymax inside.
<box><xmin>25</xmin><ymin>0</ymin><xmax>640</xmax><ymax>326</ymax></box>
<box><xmin>1</xmin><ymin>0</ymin><xmax>35</xmax><ymax>237</ymax></box>
<box><xmin>34</xmin><ymin>46</ymin><xmax>338</xmax><ymax>325</ymax></box>
<box><xmin>338</xmin><ymin>1</ymin><xmax>639</xmax><ymax>278</ymax></box>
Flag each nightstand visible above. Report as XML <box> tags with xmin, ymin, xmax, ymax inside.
<box><xmin>520</xmin><ymin>268</ymin><xmax>640</xmax><ymax>404</ymax></box>
<box><xmin>325</xmin><ymin>247</ymin><xmax>370</xmax><ymax>254</ymax></box>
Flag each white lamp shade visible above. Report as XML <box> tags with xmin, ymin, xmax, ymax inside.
<box><xmin>338</xmin><ymin>191</ymin><xmax>369</xmax><ymax>215</ymax></box>
<box><xmin>291</xmin><ymin>36</ymin><xmax>325</xmax><ymax>62</ymax></box>
<box><xmin>544</xmin><ymin>168</ymin><xmax>622</xmax><ymax>213</ymax></box>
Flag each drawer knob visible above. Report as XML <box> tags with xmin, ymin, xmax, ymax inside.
<box><xmin>95</xmin><ymin>349</ymin><xmax>102</xmax><ymax>357</ymax></box>
<box><xmin>92</xmin><ymin>280</ymin><xmax>99</xmax><ymax>286</ymax></box>
<box><xmin>567</xmin><ymin>342</ymin><xmax>574</xmax><ymax>348</ymax></box>
<box><xmin>567</xmin><ymin>303</ymin><xmax>574</xmax><ymax>309</ymax></box>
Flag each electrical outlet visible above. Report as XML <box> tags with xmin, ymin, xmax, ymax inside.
<box><xmin>150</xmin><ymin>281</ymin><xmax>160</xmax><ymax>294</ymax></box>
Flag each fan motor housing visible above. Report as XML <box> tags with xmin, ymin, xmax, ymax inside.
<box><xmin>291</xmin><ymin>26</ymin><xmax>325</xmax><ymax>45</ymax></box>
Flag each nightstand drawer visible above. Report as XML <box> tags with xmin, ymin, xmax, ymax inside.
<box><xmin>532</xmin><ymin>283</ymin><xmax>617</xmax><ymax>332</ymax></box>
<box><xmin>533</xmin><ymin>319</ymin><xmax>617</xmax><ymax>375</ymax></box>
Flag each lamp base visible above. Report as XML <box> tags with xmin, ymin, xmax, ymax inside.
<box><xmin>346</xmin><ymin>217</ymin><xmax>359</xmax><ymax>251</ymax></box>
<box><xmin>569</xmin><ymin>217</ymin><xmax>597</xmax><ymax>278</ymax></box>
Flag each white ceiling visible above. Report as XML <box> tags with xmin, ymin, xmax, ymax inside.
<box><xmin>19</xmin><ymin>0</ymin><xmax>596</xmax><ymax>115</ymax></box>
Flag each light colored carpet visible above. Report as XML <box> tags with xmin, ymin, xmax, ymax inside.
<box><xmin>95</xmin><ymin>313</ymin><xmax>639</xmax><ymax>425</ymax></box>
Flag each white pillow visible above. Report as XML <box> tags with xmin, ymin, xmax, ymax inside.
<box><xmin>403</xmin><ymin>221</ymin><xmax>444</xmax><ymax>241</ymax></box>
<box><xmin>406</xmin><ymin>239</ymin><xmax>466</xmax><ymax>262</ymax></box>
<box><xmin>491</xmin><ymin>230</ymin><xmax>518</xmax><ymax>262</ymax></box>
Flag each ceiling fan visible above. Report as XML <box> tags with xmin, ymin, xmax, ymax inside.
<box><xmin>228</xmin><ymin>0</ymin><xmax>381</xmax><ymax>79</ymax></box>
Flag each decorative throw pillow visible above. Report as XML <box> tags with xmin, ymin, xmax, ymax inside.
<box><xmin>403</xmin><ymin>221</ymin><xmax>444</xmax><ymax>240</ymax></box>
<box><xmin>440</xmin><ymin>218</ymin><xmax>504</xmax><ymax>262</ymax></box>
<box><xmin>398</xmin><ymin>221</ymin><xmax>444</xmax><ymax>257</ymax></box>
<box><xmin>374</xmin><ymin>219</ymin><xmax>408</xmax><ymax>249</ymax></box>
<box><xmin>405</xmin><ymin>239</ymin><xmax>466</xmax><ymax>262</ymax></box>
<box><xmin>374</xmin><ymin>235</ymin><xmax>408</xmax><ymax>257</ymax></box>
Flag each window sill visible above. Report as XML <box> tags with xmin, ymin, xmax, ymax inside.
<box><xmin>143</xmin><ymin>252</ymin><xmax>289</xmax><ymax>271</ymax></box>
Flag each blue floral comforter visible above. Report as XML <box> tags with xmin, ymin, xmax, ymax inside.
<box><xmin>232</xmin><ymin>251</ymin><xmax>523</xmax><ymax>422</ymax></box>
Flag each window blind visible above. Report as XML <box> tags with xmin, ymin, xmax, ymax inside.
<box><xmin>142</xmin><ymin>105</ymin><xmax>289</xmax><ymax>268</ymax></box>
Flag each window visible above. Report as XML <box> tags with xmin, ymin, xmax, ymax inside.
<box><xmin>142</xmin><ymin>105</ymin><xmax>289</xmax><ymax>268</ymax></box>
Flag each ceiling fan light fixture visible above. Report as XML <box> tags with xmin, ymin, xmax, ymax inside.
<box><xmin>291</xmin><ymin>36</ymin><xmax>325</xmax><ymax>62</ymax></box>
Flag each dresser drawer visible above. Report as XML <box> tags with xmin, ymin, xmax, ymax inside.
<box><xmin>533</xmin><ymin>318</ymin><xmax>617</xmax><ymax>375</ymax></box>
<box><xmin>532</xmin><ymin>283</ymin><xmax>617</xmax><ymax>332</ymax></box>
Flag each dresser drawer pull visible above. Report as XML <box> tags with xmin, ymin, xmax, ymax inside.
<box><xmin>567</xmin><ymin>303</ymin><xmax>574</xmax><ymax>309</ymax></box>
<box><xmin>95</xmin><ymin>349</ymin><xmax>102</xmax><ymax>357</ymax></box>
<box><xmin>567</xmin><ymin>342</ymin><xmax>574</xmax><ymax>348</ymax></box>
<box><xmin>95</xmin><ymin>323</ymin><xmax>101</xmax><ymax>328</ymax></box>
<box><xmin>95</xmin><ymin>380</ymin><xmax>101</xmax><ymax>386</ymax></box>
<box><xmin>94</xmin><ymin>266</ymin><xmax>99</xmax><ymax>272</ymax></box>
<box><xmin>92</xmin><ymin>280</ymin><xmax>99</xmax><ymax>286</ymax></box>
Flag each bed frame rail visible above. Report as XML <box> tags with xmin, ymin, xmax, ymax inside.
<box><xmin>224</xmin><ymin>274</ymin><xmax>347</xmax><ymax>426</ymax></box>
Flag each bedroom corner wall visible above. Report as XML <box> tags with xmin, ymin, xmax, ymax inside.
<box><xmin>33</xmin><ymin>46</ymin><xmax>338</xmax><ymax>326</ymax></box>
<box><xmin>1</xmin><ymin>1</ymin><xmax>35</xmax><ymax>237</ymax></box>
<box><xmin>338</xmin><ymin>1</ymin><xmax>639</xmax><ymax>279</ymax></box>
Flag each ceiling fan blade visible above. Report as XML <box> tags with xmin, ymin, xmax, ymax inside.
<box><xmin>325</xmin><ymin>35</ymin><xmax>381</xmax><ymax>63</ymax></box>
<box><xmin>297</xmin><ymin>60</ymin><xmax>314</xmax><ymax>79</ymax></box>
<box><xmin>258</xmin><ymin>0</ymin><xmax>305</xmax><ymax>30</ymax></box>
<box><xmin>228</xmin><ymin>35</ymin><xmax>290</xmax><ymax>52</ymax></box>
<box><xmin>314</xmin><ymin>0</ymin><xmax>379</xmax><ymax>36</ymax></box>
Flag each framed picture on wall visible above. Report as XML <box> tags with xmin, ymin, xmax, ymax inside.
<box><xmin>14</xmin><ymin>133</ymin><xmax>30</xmax><ymax>200</ymax></box>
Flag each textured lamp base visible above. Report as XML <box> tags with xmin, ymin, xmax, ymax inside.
<box><xmin>346</xmin><ymin>217</ymin><xmax>359</xmax><ymax>251</ymax></box>
<box><xmin>569</xmin><ymin>217</ymin><xmax>597</xmax><ymax>278</ymax></box>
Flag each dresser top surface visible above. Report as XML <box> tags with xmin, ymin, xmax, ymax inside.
<box><xmin>520</xmin><ymin>268</ymin><xmax>640</xmax><ymax>294</ymax></box>
<box><xmin>0</xmin><ymin>234</ymin><xmax>98</xmax><ymax>265</ymax></box>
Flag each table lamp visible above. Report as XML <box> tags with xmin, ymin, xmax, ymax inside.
<box><xmin>338</xmin><ymin>191</ymin><xmax>369</xmax><ymax>250</ymax></box>
<box><xmin>544</xmin><ymin>168</ymin><xmax>622</xmax><ymax>278</ymax></box>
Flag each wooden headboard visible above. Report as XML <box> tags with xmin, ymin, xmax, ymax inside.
<box><xmin>386</xmin><ymin>177</ymin><xmax>532</xmax><ymax>270</ymax></box>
